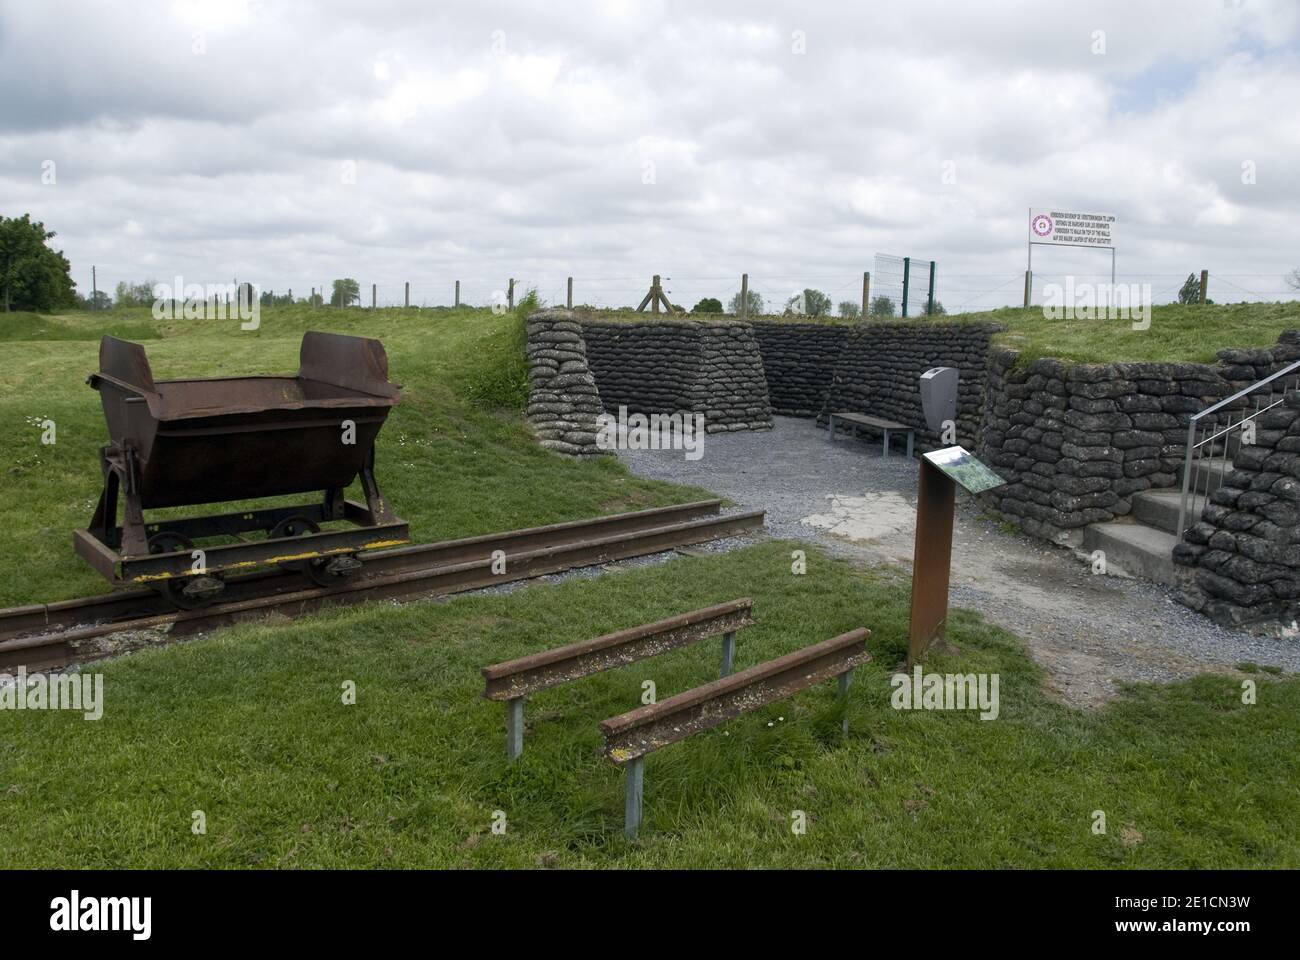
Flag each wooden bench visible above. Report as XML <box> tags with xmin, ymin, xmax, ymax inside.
<box><xmin>827</xmin><ymin>411</ymin><xmax>915</xmax><ymax>458</ymax></box>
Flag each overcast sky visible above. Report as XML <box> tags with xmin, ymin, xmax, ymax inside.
<box><xmin>2</xmin><ymin>0</ymin><xmax>1298</xmax><ymax>311</ymax></box>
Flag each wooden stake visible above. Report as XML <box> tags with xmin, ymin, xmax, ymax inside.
<box><xmin>455</xmin><ymin>280</ymin><xmax>460</xmax><ymax>307</ymax></box>
<box><xmin>1199</xmin><ymin>269</ymin><xmax>1209</xmax><ymax>305</ymax></box>
<box><xmin>740</xmin><ymin>273</ymin><xmax>749</xmax><ymax>320</ymax></box>
<box><xmin>861</xmin><ymin>271</ymin><xmax>869</xmax><ymax>319</ymax></box>
<box><xmin>372</xmin><ymin>284</ymin><xmax>377</xmax><ymax>309</ymax></box>
<box><xmin>508</xmin><ymin>278</ymin><xmax>515</xmax><ymax>310</ymax></box>
<box><xmin>567</xmin><ymin>276</ymin><xmax>573</xmax><ymax>309</ymax></box>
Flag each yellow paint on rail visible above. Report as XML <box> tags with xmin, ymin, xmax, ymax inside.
<box><xmin>130</xmin><ymin>537</ymin><xmax>411</xmax><ymax>582</ymax></box>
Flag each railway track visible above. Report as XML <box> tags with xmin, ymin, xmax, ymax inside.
<box><xmin>0</xmin><ymin>501</ymin><xmax>764</xmax><ymax>672</ymax></box>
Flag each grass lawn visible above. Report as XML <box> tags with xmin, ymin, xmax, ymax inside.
<box><xmin>0</xmin><ymin>301</ymin><xmax>711</xmax><ymax>606</ymax></box>
<box><xmin>1</xmin><ymin>540</ymin><xmax>1295</xmax><ymax>868</ymax></box>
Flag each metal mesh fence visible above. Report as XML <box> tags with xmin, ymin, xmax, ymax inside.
<box><xmin>871</xmin><ymin>254</ymin><xmax>938</xmax><ymax>317</ymax></box>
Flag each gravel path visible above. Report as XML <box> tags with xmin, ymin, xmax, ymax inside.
<box><xmin>613</xmin><ymin>416</ymin><xmax>1300</xmax><ymax>708</ymax></box>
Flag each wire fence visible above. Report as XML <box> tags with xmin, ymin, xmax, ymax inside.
<box><xmin>156</xmin><ymin>271</ymin><xmax>1300</xmax><ymax>316</ymax></box>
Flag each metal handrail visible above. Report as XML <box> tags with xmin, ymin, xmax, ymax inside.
<box><xmin>1177</xmin><ymin>358</ymin><xmax>1300</xmax><ymax>535</ymax></box>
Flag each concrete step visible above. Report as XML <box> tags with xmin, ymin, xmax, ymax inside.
<box><xmin>1082</xmin><ymin>521</ymin><xmax>1187</xmax><ymax>587</ymax></box>
<box><xmin>1130</xmin><ymin>489</ymin><xmax>1184</xmax><ymax>535</ymax></box>
<box><xmin>1180</xmin><ymin>457</ymin><xmax>1229</xmax><ymax>490</ymax></box>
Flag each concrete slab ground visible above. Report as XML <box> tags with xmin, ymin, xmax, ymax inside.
<box><xmin>615</xmin><ymin>415</ymin><xmax>1300</xmax><ymax>709</ymax></box>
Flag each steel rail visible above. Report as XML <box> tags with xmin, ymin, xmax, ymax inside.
<box><xmin>600</xmin><ymin>627</ymin><xmax>871</xmax><ymax>838</ymax></box>
<box><xmin>483</xmin><ymin>598</ymin><xmax>756</xmax><ymax>759</ymax></box>
<box><xmin>0</xmin><ymin>500</ymin><xmax>729</xmax><ymax>643</ymax></box>
<box><xmin>0</xmin><ymin>508</ymin><xmax>765</xmax><ymax>672</ymax></box>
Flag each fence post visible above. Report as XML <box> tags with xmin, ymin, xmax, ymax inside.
<box><xmin>372</xmin><ymin>284</ymin><xmax>376</xmax><ymax>309</ymax></box>
<box><xmin>288</xmin><ymin>288</ymin><xmax>292</xmax><ymax>302</ymax></box>
<box><xmin>1199</xmin><ymin>269</ymin><xmax>1209</xmax><ymax>304</ymax></box>
<box><xmin>1023</xmin><ymin>270</ymin><xmax>1032</xmax><ymax>309</ymax></box>
<box><xmin>567</xmin><ymin>276</ymin><xmax>573</xmax><ymax>309</ymax></box>
<box><xmin>508</xmin><ymin>278</ymin><xmax>515</xmax><ymax>310</ymax></box>
<box><xmin>455</xmin><ymin>280</ymin><xmax>460</xmax><ymax>307</ymax></box>
<box><xmin>927</xmin><ymin>261</ymin><xmax>936</xmax><ymax>315</ymax></box>
<box><xmin>861</xmin><ymin>271</ymin><xmax>869</xmax><ymax>319</ymax></box>
<box><xmin>404</xmin><ymin>282</ymin><xmax>410</xmax><ymax>308</ymax></box>
<box><xmin>901</xmin><ymin>257</ymin><xmax>911</xmax><ymax>318</ymax></box>
<box><xmin>740</xmin><ymin>273</ymin><xmax>749</xmax><ymax>320</ymax></box>
<box><xmin>652</xmin><ymin>275</ymin><xmax>661</xmax><ymax>314</ymax></box>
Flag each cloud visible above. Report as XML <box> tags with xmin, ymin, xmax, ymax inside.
<box><xmin>1</xmin><ymin>0</ymin><xmax>1298</xmax><ymax>310</ymax></box>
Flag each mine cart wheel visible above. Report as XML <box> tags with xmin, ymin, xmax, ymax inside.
<box><xmin>269</xmin><ymin>515</ymin><xmax>353</xmax><ymax>589</ymax></box>
<box><xmin>147</xmin><ymin>532</ymin><xmax>224</xmax><ymax>610</ymax></box>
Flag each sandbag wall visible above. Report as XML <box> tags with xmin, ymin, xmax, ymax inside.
<box><xmin>978</xmin><ymin>334</ymin><xmax>1300</xmax><ymax>545</ymax></box>
<box><xmin>816</xmin><ymin>323</ymin><xmax>998</xmax><ymax>451</ymax></box>
<box><xmin>581</xmin><ymin>320</ymin><xmax>773</xmax><ymax>433</ymax></box>
<box><xmin>525</xmin><ymin>309</ymin><xmax>607</xmax><ymax>457</ymax></box>
<box><xmin>1172</xmin><ymin>334</ymin><xmax>1300</xmax><ymax>626</ymax></box>
<box><xmin>750</xmin><ymin>322</ymin><xmax>849</xmax><ymax>416</ymax></box>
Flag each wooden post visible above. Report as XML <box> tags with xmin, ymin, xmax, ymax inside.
<box><xmin>404</xmin><ymin>282</ymin><xmax>410</xmax><ymax>308</ymax></box>
<box><xmin>508</xmin><ymin>278</ymin><xmax>515</xmax><ymax>310</ymax></box>
<box><xmin>651</xmin><ymin>274</ymin><xmax>661</xmax><ymax>314</ymax></box>
<box><xmin>455</xmin><ymin>280</ymin><xmax>460</xmax><ymax>307</ymax></box>
<box><xmin>288</xmin><ymin>288</ymin><xmax>292</xmax><ymax>302</ymax></box>
<box><xmin>908</xmin><ymin>457</ymin><xmax>956</xmax><ymax>667</ymax></box>
<box><xmin>861</xmin><ymin>271</ymin><xmax>869</xmax><ymax>318</ymax></box>
<box><xmin>1023</xmin><ymin>270</ymin><xmax>1032</xmax><ymax>309</ymax></box>
<box><xmin>740</xmin><ymin>273</ymin><xmax>749</xmax><ymax>320</ymax></box>
<box><xmin>372</xmin><ymin>284</ymin><xmax>376</xmax><ymax>309</ymax></box>
<box><xmin>567</xmin><ymin>276</ymin><xmax>573</xmax><ymax>309</ymax></box>
<box><xmin>92</xmin><ymin>266</ymin><xmax>97</xmax><ymax>311</ymax></box>
<box><xmin>1199</xmin><ymin>269</ymin><xmax>1209</xmax><ymax>305</ymax></box>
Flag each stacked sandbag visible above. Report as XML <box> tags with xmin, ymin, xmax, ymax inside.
<box><xmin>525</xmin><ymin>309</ymin><xmax>607</xmax><ymax>456</ymax></box>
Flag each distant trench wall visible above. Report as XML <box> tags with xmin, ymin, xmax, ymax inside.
<box><xmin>581</xmin><ymin>319</ymin><xmax>774</xmax><ymax>433</ymax></box>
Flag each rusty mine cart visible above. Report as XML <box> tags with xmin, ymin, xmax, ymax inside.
<box><xmin>74</xmin><ymin>331</ymin><xmax>410</xmax><ymax>609</ymax></box>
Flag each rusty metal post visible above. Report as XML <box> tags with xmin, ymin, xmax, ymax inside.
<box><xmin>720</xmin><ymin>631</ymin><xmax>735</xmax><ymax>677</ymax></box>
<box><xmin>908</xmin><ymin>457</ymin><xmax>956</xmax><ymax>666</ymax></box>
<box><xmin>505</xmin><ymin>697</ymin><xmax>524</xmax><ymax>760</ymax></box>
<box><xmin>624</xmin><ymin>756</ymin><xmax>644</xmax><ymax>840</ymax></box>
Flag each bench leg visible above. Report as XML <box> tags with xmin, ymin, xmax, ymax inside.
<box><xmin>624</xmin><ymin>756</ymin><xmax>645</xmax><ymax>840</ymax></box>
<box><xmin>720</xmin><ymin>631</ymin><xmax>736</xmax><ymax>678</ymax></box>
<box><xmin>505</xmin><ymin>697</ymin><xmax>524</xmax><ymax>761</ymax></box>
<box><xmin>882</xmin><ymin>428</ymin><xmax>890</xmax><ymax>458</ymax></box>
<box><xmin>906</xmin><ymin>432</ymin><xmax>914</xmax><ymax>459</ymax></box>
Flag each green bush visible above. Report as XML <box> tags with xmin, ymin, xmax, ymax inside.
<box><xmin>691</xmin><ymin>297</ymin><xmax>723</xmax><ymax>313</ymax></box>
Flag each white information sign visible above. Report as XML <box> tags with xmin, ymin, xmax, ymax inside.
<box><xmin>1028</xmin><ymin>208</ymin><xmax>1116</xmax><ymax>249</ymax></box>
